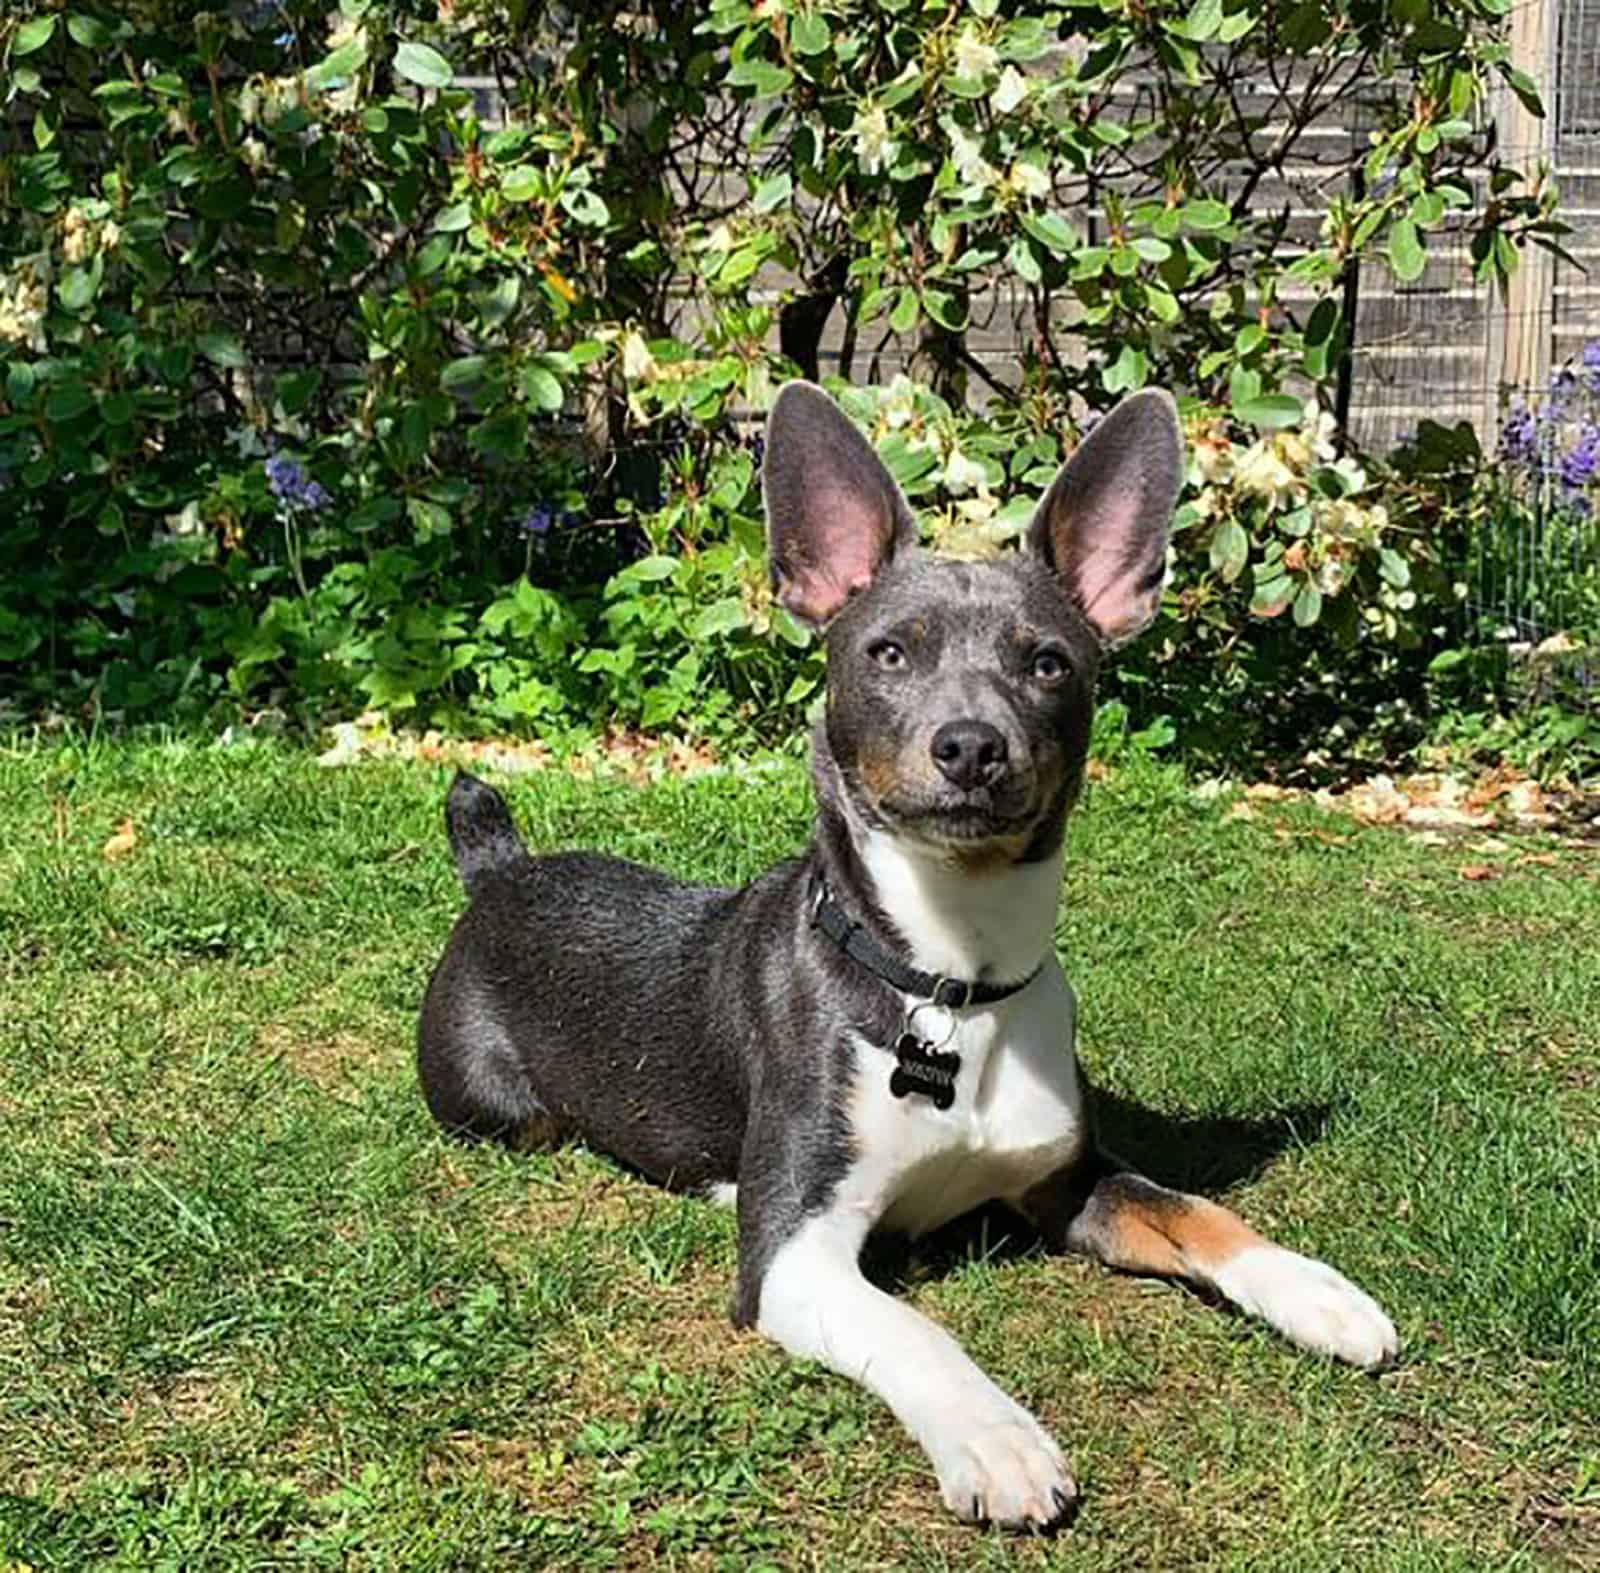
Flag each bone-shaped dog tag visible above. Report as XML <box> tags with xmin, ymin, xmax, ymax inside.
<box><xmin>889</xmin><ymin>1033</ymin><xmax>961</xmax><ymax>1111</ymax></box>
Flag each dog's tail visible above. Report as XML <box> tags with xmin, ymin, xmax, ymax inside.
<box><xmin>445</xmin><ymin>772</ymin><xmax>527</xmax><ymax>895</ymax></box>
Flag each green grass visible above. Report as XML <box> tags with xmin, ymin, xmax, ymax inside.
<box><xmin>0</xmin><ymin>737</ymin><xmax>1596</xmax><ymax>1570</ymax></box>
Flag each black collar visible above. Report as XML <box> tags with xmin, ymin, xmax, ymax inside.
<box><xmin>809</xmin><ymin>877</ymin><xmax>1043</xmax><ymax>1009</ymax></box>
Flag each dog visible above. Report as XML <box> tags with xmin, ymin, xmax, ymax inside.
<box><xmin>417</xmin><ymin>380</ymin><xmax>1398</xmax><ymax>1531</ymax></box>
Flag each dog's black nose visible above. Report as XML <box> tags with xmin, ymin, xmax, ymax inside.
<box><xmin>930</xmin><ymin>720</ymin><xmax>1009</xmax><ymax>791</ymax></box>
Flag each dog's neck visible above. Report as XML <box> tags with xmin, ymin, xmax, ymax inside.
<box><xmin>852</xmin><ymin>827</ymin><xmax>1062</xmax><ymax>986</ymax></box>
<box><xmin>812</xmin><ymin>785</ymin><xmax>1063</xmax><ymax>988</ymax></box>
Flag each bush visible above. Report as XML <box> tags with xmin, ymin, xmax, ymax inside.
<box><xmin>0</xmin><ymin>0</ymin><xmax>1564</xmax><ymax>762</ymax></box>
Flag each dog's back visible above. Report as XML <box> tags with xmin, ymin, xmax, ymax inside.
<box><xmin>418</xmin><ymin>773</ymin><xmax>753</xmax><ymax>1183</ymax></box>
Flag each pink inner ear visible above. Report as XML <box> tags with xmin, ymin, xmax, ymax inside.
<box><xmin>1056</xmin><ymin>492</ymin><xmax>1161</xmax><ymax>646</ymax></box>
<box><xmin>1074</xmin><ymin>537</ymin><xmax>1140</xmax><ymax>636</ymax></box>
<box><xmin>779</xmin><ymin>488</ymin><xmax>886</xmax><ymax>622</ymax></box>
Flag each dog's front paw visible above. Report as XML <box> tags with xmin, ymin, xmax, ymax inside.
<box><xmin>927</xmin><ymin>1402</ymin><xmax>1077</xmax><ymax>1532</ymax></box>
<box><xmin>1214</xmin><ymin>1245</ymin><xmax>1398</xmax><ymax>1369</ymax></box>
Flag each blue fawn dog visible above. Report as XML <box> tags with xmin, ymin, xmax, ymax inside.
<box><xmin>418</xmin><ymin>381</ymin><xmax>1396</xmax><ymax>1531</ymax></box>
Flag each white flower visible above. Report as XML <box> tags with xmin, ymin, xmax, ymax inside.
<box><xmin>0</xmin><ymin>274</ymin><xmax>49</xmax><ymax>352</ymax></box>
<box><xmin>1331</xmin><ymin>454</ymin><xmax>1367</xmax><ymax>493</ymax></box>
<box><xmin>881</xmin><ymin>375</ymin><xmax>920</xmax><ymax>431</ymax></box>
<box><xmin>1316</xmin><ymin>557</ymin><xmax>1349</xmax><ymax>596</ymax></box>
<box><xmin>953</xmin><ymin>27</ymin><xmax>999</xmax><ymax>81</ymax></box>
<box><xmin>1233</xmin><ymin>439</ymin><xmax>1300</xmax><ymax>509</ymax></box>
<box><xmin>240</xmin><ymin>136</ymin><xmax>268</xmax><ymax>172</ymax></box>
<box><xmin>947</xmin><ymin>123</ymin><xmax>997</xmax><ymax>191</ymax></box>
<box><xmin>943</xmin><ymin>448</ymin><xmax>989</xmax><ymax>494</ymax></box>
<box><xmin>851</xmin><ymin>105</ymin><xmax>893</xmax><ymax>175</ymax></box>
<box><xmin>1190</xmin><ymin>431</ymin><xmax>1234</xmax><ymax>485</ymax></box>
<box><xmin>991</xmin><ymin>65</ymin><xmax>1029</xmax><ymax>115</ymax></box>
<box><xmin>1305</xmin><ymin>402</ymin><xmax>1339</xmax><ymax>462</ymax></box>
<box><xmin>1009</xmin><ymin>161</ymin><xmax>1051</xmax><ymax>199</ymax></box>
<box><xmin>166</xmin><ymin>501</ymin><xmax>204</xmax><ymax>537</ymax></box>
<box><xmin>621</xmin><ymin>331</ymin><xmax>655</xmax><ymax>381</ymax></box>
<box><xmin>1276</xmin><ymin>427</ymin><xmax>1312</xmax><ymax>471</ymax></box>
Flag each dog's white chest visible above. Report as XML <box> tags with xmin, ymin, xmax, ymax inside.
<box><xmin>841</xmin><ymin>962</ymin><xmax>1085</xmax><ymax>1239</ymax></box>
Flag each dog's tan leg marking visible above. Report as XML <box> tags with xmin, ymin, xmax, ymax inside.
<box><xmin>1084</xmin><ymin>1185</ymin><xmax>1264</xmax><ymax>1279</ymax></box>
<box><xmin>1030</xmin><ymin>1168</ymin><xmax>1398</xmax><ymax>1369</ymax></box>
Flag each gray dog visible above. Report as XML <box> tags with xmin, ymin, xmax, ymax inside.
<box><xmin>418</xmin><ymin>381</ymin><xmax>1397</xmax><ymax>1531</ymax></box>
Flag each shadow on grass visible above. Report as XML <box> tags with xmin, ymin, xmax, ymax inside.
<box><xmin>866</xmin><ymin>1096</ymin><xmax>1339</xmax><ymax>1292</ymax></box>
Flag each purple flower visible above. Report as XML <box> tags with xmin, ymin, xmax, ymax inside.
<box><xmin>1548</xmin><ymin>365</ymin><xmax>1580</xmax><ymax>414</ymax></box>
<box><xmin>1584</xmin><ymin>339</ymin><xmax>1600</xmax><ymax>396</ymax></box>
<box><xmin>519</xmin><ymin>503</ymin><xmax>554</xmax><ymax>535</ymax></box>
<box><xmin>1559</xmin><ymin>422</ymin><xmax>1600</xmax><ymax>493</ymax></box>
<box><xmin>1500</xmin><ymin>400</ymin><xmax>1538</xmax><ymax>467</ymax></box>
<box><xmin>265</xmin><ymin>453</ymin><xmax>330</xmax><ymax>511</ymax></box>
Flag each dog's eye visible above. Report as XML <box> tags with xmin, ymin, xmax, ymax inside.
<box><xmin>1030</xmin><ymin>648</ymin><xmax>1068</xmax><ymax>682</ymax></box>
<box><xmin>869</xmin><ymin>639</ymin><xmax>907</xmax><ymax>671</ymax></box>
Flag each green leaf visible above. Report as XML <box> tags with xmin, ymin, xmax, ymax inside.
<box><xmin>727</xmin><ymin>57</ymin><xmax>793</xmax><ymax>97</ymax></box>
<box><xmin>440</xmin><ymin>355</ymin><xmax>489</xmax><ymax>392</ymax></box>
<box><xmin>1209</xmin><ymin>517</ymin><xmax>1249</xmax><ymax>582</ymax></box>
<box><xmin>692</xmin><ymin>597</ymin><xmax>748</xmax><ymax>640</ymax></box>
<box><xmin>560</xmin><ymin>186</ymin><xmax>609</xmax><ymax>226</ymax></box>
<box><xmin>1172</xmin><ymin>0</ymin><xmax>1222</xmax><ymax>40</ymax></box>
<box><xmin>1021</xmin><ymin>211</ymin><xmax>1078</xmax><ymax>256</ymax></box>
<box><xmin>13</xmin><ymin>16</ymin><xmax>58</xmax><ymax>55</ymax></box>
<box><xmin>921</xmin><ymin>288</ymin><xmax>964</xmax><ymax>330</ymax></box>
<box><xmin>1389</xmin><ymin>217</ymin><xmax>1426</xmax><ymax>282</ymax></box>
<box><xmin>406</xmin><ymin>497</ymin><xmax>452</xmax><ymax>539</ymax></box>
<box><xmin>752</xmin><ymin>171</ymin><xmax>792</xmax><ymax>213</ymax></box>
<box><xmin>1504</xmin><ymin>67</ymin><xmax>1543</xmax><ymax>117</ymax></box>
<box><xmin>57</xmin><ymin>256</ymin><xmax>103</xmax><ymax>312</ymax></box>
<box><xmin>501</xmin><ymin>166</ymin><xmax>541</xmax><ymax>203</ymax></box>
<box><xmin>67</xmin><ymin>13</ymin><xmax>113</xmax><ymax>49</ymax></box>
<box><xmin>102</xmin><ymin>391</ymin><xmax>135</xmax><ymax>426</ymax></box>
<box><xmin>1234</xmin><ymin>393</ymin><xmax>1304</xmax><ymax>429</ymax></box>
<box><xmin>889</xmin><ymin>288</ymin><xmax>919</xmax><ymax>335</ymax></box>
<box><xmin>1181</xmin><ymin>198</ymin><xmax>1231</xmax><ymax>231</ymax></box>
<box><xmin>1250</xmin><ymin>574</ymin><xmax>1295</xmax><ymax>617</ymax></box>
<box><xmin>628</xmin><ymin>555</ymin><xmax>680</xmax><ymax>582</ymax></box>
<box><xmin>1146</xmin><ymin>285</ymin><xmax>1180</xmax><ymax>323</ymax></box>
<box><xmin>520</xmin><ymin>364</ymin><xmax>563</xmax><ymax>412</ymax></box>
<box><xmin>432</xmin><ymin>202</ymin><xmax>472</xmax><ymax>233</ymax></box>
<box><xmin>1292</xmin><ymin>581</ymin><xmax>1323</xmax><ymax>627</ymax></box>
<box><xmin>196</xmin><ymin>333</ymin><xmax>247</xmax><ymax>370</ymax></box>
<box><xmin>307</xmin><ymin>35</ymin><xmax>366</xmax><ymax>92</ymax></box>
<box><xmin>46</xmin><ymin>383</ymin><xmax>95</xmax><ymax>421</ymax></box>
<box><xmin>1102</xmin><ymin>343</ymin><xmax>1147</xmax><ymax>394</ymax></box>
<box><xmin>394</xmin><ymin>40</ymin><xmax>453</xmax><ymax>89</ymax></box>
<box><xmin>791</xmin><ymin>12</ymin><xmax>831</xmax><ymax>54</ymax></box>
<box><xmin>1378</xmin><ymin>547</ymin><xmax>1411</xmax><ymax>588</ymax></box>
<box><xmin>1008</xmin><ymin>236</ymin><xmax>1042</xmax><ymax>286</ymax></box>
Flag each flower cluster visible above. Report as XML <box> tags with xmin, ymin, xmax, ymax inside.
<box><xmin>265</xmin><ymin>453</ymin><xmax>330</xmax><ymax>512</ymax></box>
<box><xmin>1498</xmin><ymin>340</ymin><xmax>1600</xmax><ymax>516</ymax></box>
<box><xmin>0</xmin><ymin>268</ymin><xmax>49</xmax><ymax>353</ymax></box>
<box><xmin>60</xmin><ymin>204</ymin><xmax>119</xmax><ymax>267</ymax></box>
<box><xmin>1185</xmin><ymin>402</ymin><xmax>1408</xmax><ymax>629</ymax></box>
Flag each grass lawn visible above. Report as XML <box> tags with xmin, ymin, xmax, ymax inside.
<box><xmin>0</xmin><ymin>737</ymin><xmax>1595</xmax><ymax>1570</ymax></box>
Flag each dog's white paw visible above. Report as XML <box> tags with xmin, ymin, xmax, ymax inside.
<box><xmin>1213</xmin><ymin>1245</ymin><xmax>1398</xmax><ymax>1369</ymax></box>
<box><xmin>926</xmin><ymin>1400</ymin><xmax>1077</xmax><ymax>1531</ymax></box>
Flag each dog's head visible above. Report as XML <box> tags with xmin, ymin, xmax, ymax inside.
<box><xmin>764</xmin><ymin>381</ymin><xmax>1182</xmax><ymax>863</ymax></box>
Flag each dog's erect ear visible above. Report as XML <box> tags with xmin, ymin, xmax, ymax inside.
<box><xmin>1027</xmin><ymin>389</ymin><xmax>1184</xmax><ymax>649</ymax></box>
<box><xmin>763</xmin><ymin>381</ymin><xmax>918</xmax><ymax>626</ymax></box>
